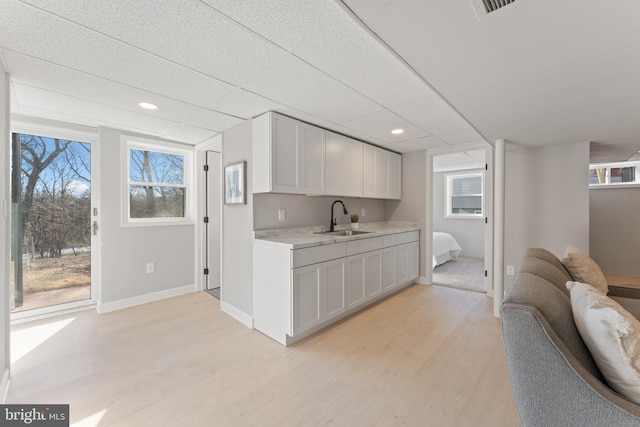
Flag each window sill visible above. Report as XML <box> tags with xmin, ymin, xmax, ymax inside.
<box><xmin>122</xmin><ymin>219</ymin><xmax>195</xmax><ymax>228</ymax></box>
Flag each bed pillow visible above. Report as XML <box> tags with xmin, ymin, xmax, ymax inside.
<box><xmin>562</xmin><ymin>246</ymin><xmax>608</xmax><ymax>294</ymax></box>
<box><xmin>566</xmin><ymin>281</ymin><xmax>640</xmax><ymax>404</ymax></box>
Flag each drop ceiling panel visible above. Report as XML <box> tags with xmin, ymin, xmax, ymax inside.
<box><xmin>0</xmin><ymin>4</ymin><xmax>242</xmax><ymax>112</ymax></box>
<box><xmin>395</xmin><ymin>136</ymin><xmax>448</xmax><ymax>152</ymax></box>
<box><xmin>289</xmin><ymin>2</ymin><xmax>435</xmax><ymax>108</ymax></box>
<box><xmin>243</xmin><ymin>55</ymin><xmax>382</xmax><ymax>124</ymax></box>
<box><xmin>201</xmin><ymin>0</ymin><xmax>332</xmax><ymax>52</ymax></box>
<box><xmin>342</xmin><ymin>109</ymin><xmax>429</xmax><ymax>143</ymax></box>
<box><xmin>13</xmin><ymin>85</ymin><xmax>216</xmax><ymax>143</ymax></box>
<box><xmin>17</xmin><ymin>0</ymin><xmax>288</xmax><ymax>87</ymax></box>
<box><xmin>3</xmin><ymin>51</ymin><xmax>242</xmax><ymax>132</ymax></box>
<box><xmin>391</xmin><ymin>96</ymin><xmax>474</xmax><ymax>136</ymax></box>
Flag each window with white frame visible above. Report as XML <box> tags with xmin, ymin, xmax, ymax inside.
<box><xmin>589</xmin><ymin>161</ymin><xmax>640</xmax><ymax>187</ymax></box>
<box><xmin>122</xmin><ymin>137</ymin><xmax>193</xmax><ymax>226</ymax></box>
<box><xmin>445</xmin><ymin>172</ymin><xmax>483</xmax><ymax>218</ymax></box>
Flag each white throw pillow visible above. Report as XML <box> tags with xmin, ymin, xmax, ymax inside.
<box><xmin>567</xmin><ymin>281</ymin><xmax>640</xmax><ymax>404</ymax></box>
<box><xmin>562</xmin><ymin>246</ymin><xmax>608</xmax><ymax>294</ymax></box>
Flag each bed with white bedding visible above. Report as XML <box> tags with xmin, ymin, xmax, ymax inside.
<box><xmin>433</xmin><ymin>232</ymin><xmax>462</xmax><ymax>268</ymax></box>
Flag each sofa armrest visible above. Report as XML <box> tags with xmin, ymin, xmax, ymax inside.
<box><xmin>609</xmin><ymin>284</ymin><xmax>640</xmax><ymax>300</ymax></box>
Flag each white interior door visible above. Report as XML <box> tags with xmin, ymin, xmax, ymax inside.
<box><xmin>206</xmin><ymin>151</ymin><xmax>221</xmax><ymax>290</ymax></box>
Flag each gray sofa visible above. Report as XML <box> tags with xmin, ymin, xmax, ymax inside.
<box><xmin>501</xmin><ymin>248</ymin><xmax>640</xmax><ymax>426</ymax></box>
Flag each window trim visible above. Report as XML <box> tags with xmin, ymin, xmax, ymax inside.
<box><xmin>589</xmin><ymin>161</ymin><xmax>640</xmax><ymax>189</ymax></box>
<box><xmin>121</xmin><ymin>136</ymin><xmax>194</xmax><ymax>227</ymax></box>
<box><xmin>444</xmin><ymin>171</ymin><xmax>484</xmax><ymax>219</ymax></box>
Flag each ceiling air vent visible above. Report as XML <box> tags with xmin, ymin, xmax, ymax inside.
<box><xmin>470</xmin><ymin>0</ymin><xmax>517</xmax><ymax>17</ymax></box>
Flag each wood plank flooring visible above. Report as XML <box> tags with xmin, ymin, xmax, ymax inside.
<box><xmin>7</xmin><ymin>284</ymin><xmax>521</xmax><ymax>427</ymax></box>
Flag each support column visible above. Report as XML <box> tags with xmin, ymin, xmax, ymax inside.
<box><xmin>493</xmin><ymin>139</ymin><xmax>505</xmax><ymax>317</ymax></box>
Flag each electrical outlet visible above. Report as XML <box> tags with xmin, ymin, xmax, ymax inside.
<box><xmin>278</xmin><ymin>209</ymin><xmax>286</xmax><ymax>221</ymax></box>
<box><xmin>361</xmin><ymin>208</ymin><xmax>366</xmax><ymax>217</ymax></box>
<box><xmin>506</xmin><ymin>265</ymin><xmax>515</xmax><ymax>276</ymax></box>
<box><xmin>147</xmin><ymin>262</ymin><xmax>155</xmax><ymax>273</ymax></box>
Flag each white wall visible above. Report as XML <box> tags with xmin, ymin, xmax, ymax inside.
<box><xmin>1</xmin><ymin>72</ymin><xmax>10</xmax><ymax>400</ymax></box>
<box><xmin>432</xmin><ymin>170</ymin><xmax>485</xmax><ymax>258</ymax></box>
<box><xmin>504</xmin><ymin>141</ymin><xmax>590</xmax><ymax>288</ymax></box>
<box><xmin>254</xmin><ymin>194</ymin><xmax>385</xmax><ymax>230</ymax></box>
<box><xmin>98</xmin><ymin>127</ymin><xmax>196</xmax><ymax>309</ymax></box>
<box><xmin>386</xmin><ymin>150</ymin><xmax>428</xmax><ymax>280</ymax></box>
<box><xmin>221</xmin><ymin>119</ymin><xmax>254</xmax><ymax>323</ymax></box>
<box><xmin>590</xmin><ymin>187</ymin><xmax>640</xmax><ymax>276</ymax></box>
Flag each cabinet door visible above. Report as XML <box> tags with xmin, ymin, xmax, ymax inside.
<box><xmin>325</xmin><ymin>132</ymin><xmax>345</xmax><ymax>195</ymax></box>
<box><xmin>292</xmin><ymin>264</ymin><xmax>322</xmax><ymax>335</ymax></box>
<box><xmin>382</xmin><ymin>247</ymin><xmax>397</xmax><ymax>291</ymax></box>
<box><xmin>323</xmin><ymin>258</ymin><xmax>346</xmax><ymax>320</ymax></box>
<box><xmin>363</xmin><ymin>144</ymin><xmax>377</xmax><ymax>197</ymax></box>
<box><xmin>272</xmin><ymin>114</ymin><xmax>299</xmax><ymax>193</ymax></box>
<box><xmin>344</xmin><ymin>138</ymin><xmax>363</xmax><ymax>196</ymax></box>
<box><xmin>396</xmin><ymin>243</ymin><xmax>410</xmax><ymax>285</ymax></box>
<box><xmin>365</xmin><ymin>250</ymin><xmax>382</xmax><ymax>299</ymax></box>
<box><xmin>376</xmin><ymin>148</ymin><xmax>389</xmax><ymax>198</ymax></box>
<box><xmin>408</xmin><ymin>241</ymin><xmax>419</xmax><ymax>280</ymax></box>
<box><xmin>300</xmin><ymin>124</ymin><xmax>325</xmax><ymax>194</ymax></box>
<box><xmin>346</xmin><ymin>254</ymin><xmax>366</xmax><ymax>309</ymax></box>
<box><xmin>388</xmin><ymin>151</ymin><xmax>401</xmax><ymax>199</ymax></box>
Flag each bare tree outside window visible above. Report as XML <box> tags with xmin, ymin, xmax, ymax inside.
<box><xmin>129</xmin><ymin>148</ymin><xmax>186</xmax><ymax>219</ymax></box>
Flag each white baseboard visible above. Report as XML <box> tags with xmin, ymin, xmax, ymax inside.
<box><xmin>220</xmin><ymin>301</ymin><xmax>253</xmax><ymax>329</ymax></box>
<box><xmin>1</xmin><ymin>368</ymin><xmax>9</xmax><ymax>403</ymax></box>
<box><xmin>417</xmin><ymin>276</ymin><xmax>429</xmax><ymax>285</ymax></box>
<box><xmin>97</xmin><ymin>284</ymin><xmax>196</xmax><ymax>314</ymax></box>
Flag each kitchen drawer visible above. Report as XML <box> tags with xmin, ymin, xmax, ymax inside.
<box><xmin>346</xmin><ymin>236</ymin><xmax>383</xmax><ymax>256</ymax></box>
<box><xmin>292</xmin><ymin>243</ymin><xmax>346</xmax><ymax>268</ymax></box>
<box><xmin>382</xmin><ymin>234</ymin><xmax>397</xmax><ymax>248</ymax></box>
<box><xmin>396</xmin><ymin>231</ymin><xmax>419</xmax><ymax>245</ymax></box>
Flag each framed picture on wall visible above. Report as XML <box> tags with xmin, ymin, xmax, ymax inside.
<box><xmin>224</xmin><ymin>160</ymin><xmax>246</xmax><ymax>205</ymax></box>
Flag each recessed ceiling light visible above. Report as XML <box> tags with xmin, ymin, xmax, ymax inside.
<box><xmin>391</xmin><ymin>128</ymin><xmax>404</xmax><ymax>135</ymax></box>
<box><xmin>139</xmin><ymin>102</ymin><xmax>158</xmax><ymax>110</ymax></box>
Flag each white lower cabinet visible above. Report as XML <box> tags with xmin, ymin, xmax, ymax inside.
<box><xmin>292</xmin><ymin>264</ymin><xmax>322</xmax><ymax>335</ymax></box>
<box><xmin>254</xmin><ymin>230</ymin><xmax>419</xmax><ymax>346</ymax></box>
<box><xmin>346</xmin><ymin>254</ymin><xmax>366</xmax><ymax>309</ymax></box>
<box><xmin>323</xmin><ymin>258</ymin><xmax>346</xmax><ymax>321</ymax></box>
<box><xmin>382</xmin><ymin>247</ymin><xmax>397</xmax><ymax>291</ymax></box>
<box><xmin>365</xmin><ymin>250</ymin><xmax>382</xmax><ymax>300</ymax></box>
<box><xmin>396</xmin><ymin>241</ymin><xmax>419</xmax><ymax>286</ymax></box>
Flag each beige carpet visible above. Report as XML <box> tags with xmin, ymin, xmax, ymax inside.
<box><xmin>432</xmin><ymin>257</ymin><xmax>485</xmax><ymax>293</ymax></box>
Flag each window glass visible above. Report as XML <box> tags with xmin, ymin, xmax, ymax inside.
<box><xmin>446</xmin><ymin>173</ymin><xmax>483</xmax><ymax>217</ymax></box>
<box><xmin>123</xmin><ymin>138</ymin><xmax>192</xmax><ymax>225</ymax></box>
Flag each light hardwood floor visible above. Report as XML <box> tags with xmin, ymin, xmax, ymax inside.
<box><xmin>8</xmin><ymin>284</ymin><xmax>521</xmax><ymax>427</ymax></box>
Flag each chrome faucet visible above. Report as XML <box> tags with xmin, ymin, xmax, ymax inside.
<box><xmin>330</xmin><ymin>200</ymin><xmax>348</xmax><ymax>232</ymax></box>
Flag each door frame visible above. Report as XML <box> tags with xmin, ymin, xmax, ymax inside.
<box><xmin>426</xmin><ymin>141</ymin><xmax>494</xmax><ymax>295</ymax></box>
<box><xmin>10</xmin><ymin>116</ymin><xmax>100</xmax><ymax>322</ymax></box>
<box><xmin>195</xmin><ymin>136</ymin><xmax>222</xmax><ymax>293</ymax></box>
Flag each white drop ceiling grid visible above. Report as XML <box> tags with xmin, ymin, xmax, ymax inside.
<box><xmin>0</xmin><ymin>0</ymin><xmax>485</xmax><ymax>152</ymax></box>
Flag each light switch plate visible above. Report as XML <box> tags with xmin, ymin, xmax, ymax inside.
<box><xmin>278</xmin><ymin>209</ymin><xmax>286</xmax><ymax>221</ymax></box>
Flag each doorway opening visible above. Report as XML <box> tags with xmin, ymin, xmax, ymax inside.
<box><xmin>10</xmin><ymin>129</ymin><xmax>97</xmax><ymax>320</ymax></box>
<box><xmin>428</xmin><ymin>144</ymin><xmax>493</xmax><ymax>294</ymax></box>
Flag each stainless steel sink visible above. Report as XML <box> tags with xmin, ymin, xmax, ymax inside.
<box><xmin>313</xmin><ymin>230</ymin><xmax>373</xmax><ymax>236</ymax></box>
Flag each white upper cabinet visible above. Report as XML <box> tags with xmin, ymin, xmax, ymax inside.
<box><xmin>299</xmin><ymin>123</ymin><xmax>325</xmax><ymax>195</ymax></box>
<box><xmin>363</xmin><ymin>143</ymin><xmax>377</xmax><ymax>198</ymax></box>
<box><xmin>376</xmin><ymin>148</ymin><xmax>389</xmax><ymax>198</ymax></box>
<box><xmin>344</xmin><ymin>138</ymin><xmax>363</xmax><ymax>197</ymax></box>
<box><xmin>254</xmin><ymin>111</ymin><xmax>400</xmax><ymax>199</ymax></box>
<box><xmin>388</xmin><ymin>152</ymin><xmax>401</xmax><ymax>200</ymax></box>
<box><xmin>325</xmin><ymin>131</ymin><xmax>345</xmax><ymax>195</ymax></box>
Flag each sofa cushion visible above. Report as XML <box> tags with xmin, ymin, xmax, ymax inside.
<box><xmin>567</xmin><ymin>281</ymin><xmax>640</xmax><ymax>404</ymax></box>
<box><xmin>562</xmin><ymin>246</ymin><xmax>608</xmax><ymax>294</ymax></box>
